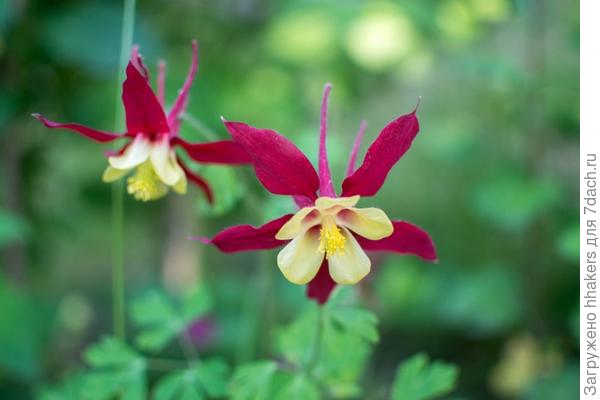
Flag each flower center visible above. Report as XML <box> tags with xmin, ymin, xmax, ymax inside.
<box><xmin>318</xmin><ymin>216</ymin><xmax>346</xmax><ymax>258</ymax></box>
<box><xmin>127</xmin><ymin>161</ymin><xmax>164</xmax><ymax>201</ymax></box>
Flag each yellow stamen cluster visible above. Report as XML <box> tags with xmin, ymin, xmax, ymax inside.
<box><xmin>318</xmin><ymin>218</ymin><xmax>346</xmax><ymax>258</ymax></box>
<box><xmin>127</xmin><ymin>162</ymin><xmax>164</xmax><ymax>202</ymax></box>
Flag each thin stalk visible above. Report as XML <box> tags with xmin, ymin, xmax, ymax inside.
<box><xmin>179</xmin><ymin>329</ymin><xmax>200</xmax><ymax>366</ymax></box>
<box><xmin>111</xmin><ymin>185</ymin><xmax>125</xmax><ymax>340</ymax></box>
<box><xmin>111</xmin><ymin>0</ymin><xmax>136</xmax><ymax>341</ymax></box>
<box><xmin>307</xmin><ymin>305</ymin><xmax>324</xmax><ymax>376</ymax></box>
<box><xmin>235</xmin><ymin>251</ymin><xmax>272</xmax><ymax>363</ymax></box>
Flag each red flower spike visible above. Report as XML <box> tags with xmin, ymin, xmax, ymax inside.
<box><xmin>157</xmin><ymin>60</ymin><xmax>166</xmax><ymax>107</ymax></box>
<box><xmin>341</xmin><ymin>110</ymin><xmax>420</xmax><ymax>197</ymax></box>
<box><xmin>207</xmin><ymin>84</ymin><xmax>436</xmax><ymax>304</ymax></box>
<box><xmin>198</xmin><ymin>214</ymin><xmax>293</xmax><ymax>253</ymax></box>
<box><xmin>168</xmin><ymin>40</ymin><xmax>199</xmax><ymax>136</ymax></box>
<box><xmin>318</xmin><ymin>83</ymin><xmax>336</xmax><ymax>197</ymax></box>
<box><xmin>355</xmin><ymin>220</ymin><xmax>437</xmax><ymax>262</ymax></box>
<box><xmin>122</xmin><ymin>62</ymin><xmax>170</xmax><ymax>136</ymax></box>
<box><xmin>33</xmin><ymin>41</ymin><xmax>251</xmax><ymax>202</ymax></box>
<box><xmin>172</xmin><ymin>137</ymin><xmax>251</xmax><ymax>165</ymax></box>
<box><xmin>32</xmin><ymin>114</ymin><xmax>124</xmax><ymax>142</ymax></box>
<box><xmin>130</xmin><ymin>45</ymin><xmax>150</xmax><ymax>80</ymax></box>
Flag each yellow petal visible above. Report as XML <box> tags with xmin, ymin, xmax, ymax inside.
<box><xmin>172</xmin><ymin>174</ymin><xmax>187</xmax><ymax>194</ymax></box>
<box><xmin>336</xmin><ymin>207</ymin><xmax>393</xmax><ymax>240</ymax></box>
<box><xmin>315</xmin><ymin>195</ymin><xmax>360</xmax><ymax>211</ymax></box>
<box><xmin>102</xmin><ymin>166</ymin><xmax>129</xmax><ymax>183</ymax></box>
<box><xmin>328</xmin><ymin>227</ymin><xmax>371</xmax><ymax>284</ymax></box>
<box><xmin>150</xmin><ymin>137</ymin><xmax>185</xmax><ymax>186</ymax></box>
<box><xmin>277</xmin><ymin>229</ymin><xmax>324</xmax><ymax>284</ymax></box>
<box><xmin>275</xmin><ymin>207</ymin><xmax>319</xmax><ymax>240</ymax></box>
<box><xmin>109</xmin><ymin>134</ymin><xmax>151</xmax><ymax>170</ymax></box>
<box><xmin>126</xmin><ymin>161</ymin><xmax>169</xmax><ymax>202</ymax></box>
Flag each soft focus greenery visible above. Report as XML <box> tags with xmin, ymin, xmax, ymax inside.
<box><xmin>0</xmin><ymin>0</ymin><xmax>578</xmax><ymax>399</ymax></box>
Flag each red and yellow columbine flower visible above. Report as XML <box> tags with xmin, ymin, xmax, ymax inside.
<box><xmin>33</xmin><ymin>41</ymin><xmax>250</xmax><ymax>202</ymax></box>
<box><xmin>201</xmin><ymin>84</ymin><xmax>436</xmax><ymax>303</ymax></box>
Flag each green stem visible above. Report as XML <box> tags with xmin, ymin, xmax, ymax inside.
<box><xmin>112</xmin><ymin>0</ymin><xmax>136</xmax><ymax>341</ymax></box>
<box><xmin>307</xmin><ymin>305</ymin><xmax>324</xmax><ymax>376</ymax></box>
<box><xmin>235</xmin><ymin>253</ymin><xmax>268</xmax><ymax>363</ymax></box>
<box><xmin>179</xmin><ymin>330</ymin><xmax>200</xmax><ymax>366</ymax></box>
<box><xmin>111</xmin><ymin>184</ymin><xmax>125</xmax><ymax>340</ymax></box>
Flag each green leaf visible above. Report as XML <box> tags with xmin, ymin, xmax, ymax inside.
<box><xmin>329</xmin><ymin>307</ymin><xmax>379</xmax><ymax>343</ymax></box>
<box><xmin>275</xmin><ymin>375</ymin><xmax>320</xmax><ymax>400</ymax></box>
<box><xmin>153</xmin><ymin>373</ymin><xmax>183</xmax><ymax>400</ymax></box>
<box><xmin>154</xmin><ymin>372</ymin><xmax>205</xmax><ymax>400</ymax></box>
<box><xmin>391</xmin><ymin>354</ymin><xmax>459</xmax><ymax>400</ymax></box>
<box><xmin>182</xmin><ymin>286</ymin><xmax>213</xmax><ymax>323</ymax></box>
<box><xmin>275</xmin><ymin>303</ymin><xmax>374</xmax><ymax>398</ymax></box>
<box><xmin>130</xmin><ymin>286</ymin><xmax>211</xmax><ymax>352</ymax></box>
<box><xmin>82</xmin><ymin>337</ymin><xmax>146</xmax><ymax>400</ymax></box>
<box><xmin>276</xmin><ymin>303</ymin><xmax>320</xmax><ymax>367</ymax></box>
<box><xmin>131</xmin><ymin>292</ymin><xmax>178</xmax><ymax>325</ymax></box>
<box><xmin>228</xmin><ymin>361</ymin><xmax>278</xmax><ymax>400</ymax></box>
<box><xmin>196</xmin><ymin>358</ymin><xmax>230</xmax><ymax>397</ymax></box>
<box><xmin>153</xmin><ymin>358</ymin><xmax>229</xmax><ymax>400</ymax></box>
<box><xmin>317</xmin><ymin>319</ymin><xmax>370</xmax><ymax>398</ymax></box>
<box><xmin>84</xmin><ymin>337</ymin><xmax>142</xmax><ymax>367</ymax></box>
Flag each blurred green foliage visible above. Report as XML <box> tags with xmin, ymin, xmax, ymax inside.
<box><xmin>0</xmin><ymin>0</ymin><xmax>578</xmax><ymax>398</ymax></box>
<box><xmin>391</xmin><ymin>353</ymin><xmax>458</xmax><ymax>400</ymax></box>
<box><xmin>130</xmin><ymin>285</ymin><xmax>211</xmax><ymax>352</ymax></box>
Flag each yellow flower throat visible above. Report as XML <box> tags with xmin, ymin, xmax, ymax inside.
<box><xmin>126</xmin><ymin>161</ymin><xmax>164</xmax><ymax>202</ymax></box>
<box><xmin>318</xmin><ymin>217</ymin><xmax>346</xmax><ymax>258</ymax></box>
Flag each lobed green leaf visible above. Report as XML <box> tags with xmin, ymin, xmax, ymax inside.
<box><xmin>391</xmin><ymin>353</ymin><xmax>459</xmax><ymax>400</ymax></box>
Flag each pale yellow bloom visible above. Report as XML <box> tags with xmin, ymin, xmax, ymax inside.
<box><xmin>275</xmin><ymin>195</ymin><xmax>393</xmax><ymax>285</ymax></box>
<box><xmin>102</xmin><ymin>134</ymin><xmax>187</xmax><ymax>201</ymax></box>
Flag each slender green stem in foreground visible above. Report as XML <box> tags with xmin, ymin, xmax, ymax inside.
<box><xmin>307</xmin><ymin>305</ymin><xmax>324</xmax><ymax>375</ymax></box>
<box><xmin>111</xmin><ymin>0</ymin><xmax>136</xmax><ymax>341</ymax></box>
<box><xmin>179</xmin><ymin>330</ymin><xmax>200</xmax><ymax>366</ymax></box>
<box><xmin>235</xmin><ymin>251</ymin><xmax>272</xmax><ymax>363</ymax></box>
<box><xmin>111</xmin><ymin>185</ymin><xmax>125</xmax><ymax>340</ymax></box>
<box><xmin>235</xmin><ymin>189</ymin><xmax>274</xmax><ymax>363</ymax></box>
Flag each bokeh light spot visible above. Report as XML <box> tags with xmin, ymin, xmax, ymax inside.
<box><xmin>345</xmin><ymin>4</ymin><xmax>418</xmax><ymax>72</ymax></box>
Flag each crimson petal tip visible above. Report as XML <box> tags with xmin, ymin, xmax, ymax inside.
<box><xmin>413</xmin><ymin>96</ymin><xmax>422</xmax><ymax>113</ymax></box>
<box><xmin>189</xmin><ymin>236</ymin><xmax>211</xmax><ymax>244</ymax></box>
